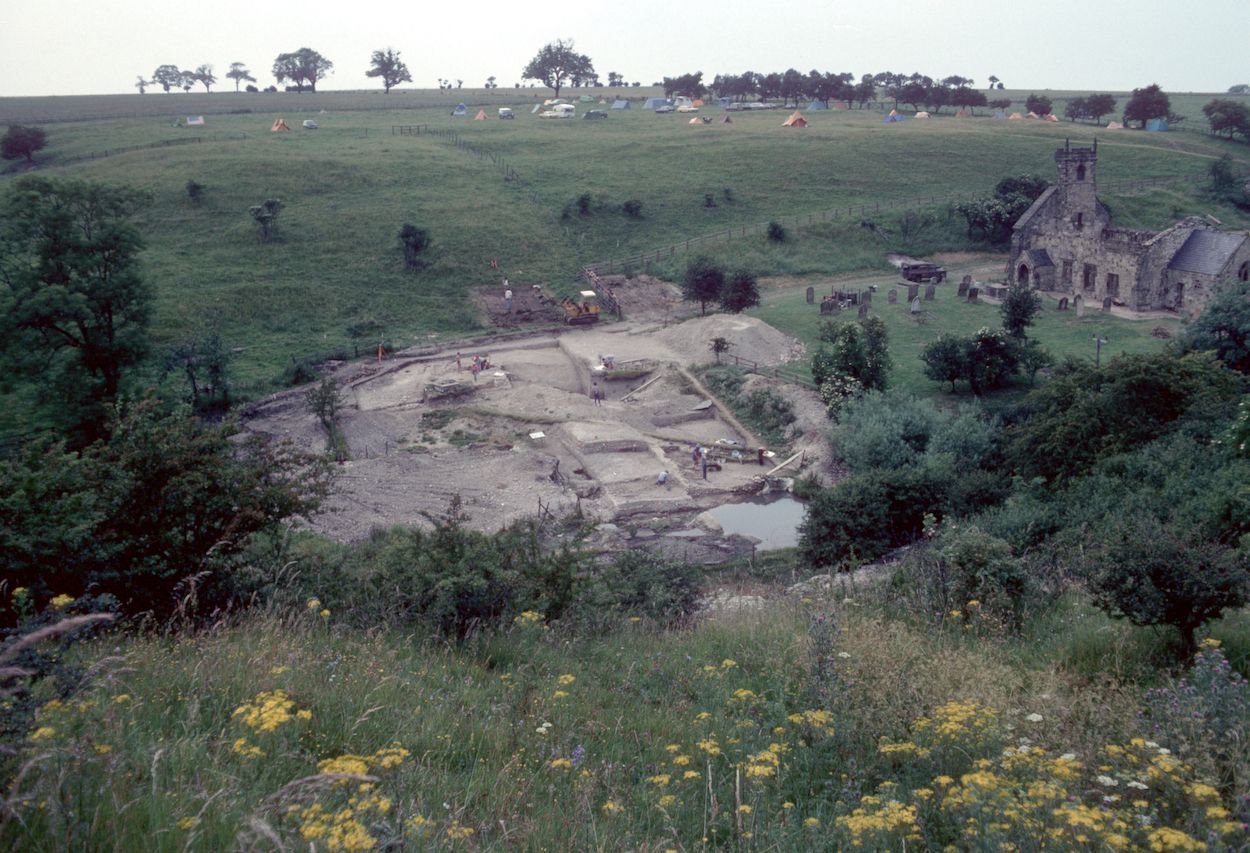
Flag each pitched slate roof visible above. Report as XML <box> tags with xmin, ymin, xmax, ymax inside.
<box><xmin>1168</xmin><ymin>230</ymin><xmax>1247</xmax><ymax>276</ymax></box>
<box><xmin>1026</xmin><ymin>249</ymin><xmax>1054</xmax><ymax>267</ymax></box>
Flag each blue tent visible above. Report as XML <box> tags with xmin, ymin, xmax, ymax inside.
<box><xmin>718</xmin><ymin>97</ymin><xmax>732</xmax><ymax>108</ymax></box>
<box><xmin>807</xmin><ymin>100</ymin><xmax>828</xmax><ymax>111</ymax></box>
<box><xmin>611</xmin><ymin>99</ymin><xmax>630</xmax><ymax>109</ymax></box>
<box><xmin>451</xmin><ymin>103</ymin><xmax>467</xmax><ymax>116</ymax></box>
<box><xmin>1146</xmin><ymin>118</ymin><xmax>1169</xmax><ymax>132</ymax></box>
<box><xmin>883</xmin><ymin>113</ymin><xmax>906</xmax><ymax>123</ymax></box>
<box><xmin>992</xmin><ymin>109</ymin><xmax>1007</xmax><ymax>119</ymax></box>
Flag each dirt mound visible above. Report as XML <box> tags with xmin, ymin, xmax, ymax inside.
<box><xmin>654</xmin><ymin>314</ymin><xmax>805</xmax><ymax>367</ymax></box>
<box><xmin>597</xmin><ymin>275</ymin><xmax>693</xmax><ymax>324</ymax></box>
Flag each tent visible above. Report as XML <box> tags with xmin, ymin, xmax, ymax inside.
<box><xmin>270</xmin><ymin>118</ymin><xmax>290</xmax><ymax>132</ymax></box>
<box><xmin>1026</xmin><ymin>111</ymin><xmax>1039</xmax><ymax>119</ymax></box>
<box><xmin>807</xmin><ymin>100</ymin><xmax>828</xmax><ymax>111</ymax></box>
<box><xmin>692</xmin><ymin>98</ymin><xmax>704</xmax><ymax>107</ymax></box>
<box><xmin>186</xmin><ymin>116</ymin><xmax>205</xmax><ymax>126</ymax></box>
<box><xmin>643</xmin><ymin>97</ymin><xmax>670</xmax><ymax>110</ymax></box>
<box><xmin>992</xmin><ymin>109</ymin><xmax>1006</xmax><ymax>119</ymax></box>
<box><xmin>688</xmin><ymin>117</ymin><xmax>702</xmax><ymax>125</ymax></box>
<box><xmin>578</xmin><ymin>94</ymin><xmax>595</xmax><ymax>103</ymax></box>
<box><xmin>718</xmin><ymin>97</ymin><xmax>732</xmax><ymax>108</ymax></box>
<box><xmin>1106</xmin><ymin>121</ymin><xmax>1124</xmax><ymax>130</ymax></box>
<box><xmin>782</xmin><ymin>111</ymin><xmax>808</xmax><ymax>127</ymax></box>
<box><xmin>531</xmin><ymin>103</ymin><xmax>542</xmax><ymax>113</ymax></box>
<box><xmin>1043</xmin><ymin>113</ymin><xmax>1059</xmax><ymax>122</ymax></box>
<box><xmin>955</xmin><ymin>108</ymin><xmax>971</xmax><ymax>118</ymax></box>
<box><xmin>1008</xmin><ymin>112</ymin><xmax>1023</xmax><ymax>120</ymax></box>
<box><xmin>883</xmin><ymin>112</ymin><xmax>906</xmax><ymax>123</ymax></box>
<box><xmin>721</xmin><ymin>115</ymin><xmax>733</xmax><ymax>123</ymax></box>
<box><xmin>473</xmin><ymin>109</ymin><xmax>487</xmax><ymax>120</ymax></box>
<box><xmin>1146</xmin><ymin>118</ymin><xmax>1169</xmax><ymax>132</ymax></box>
<box><xmin>611</xmin><ymin>99</ymin><xmax>630</xmax><ymax>109</ymax></box>
<box><xmin>915</xmin><ymin>111</ymin><xmax>930</xmax><ymax>119</ymax></box>
<box><xmin>452</xmin><ymin>103</ymin><xmax>467</xmax><ymax>116</ymax></box>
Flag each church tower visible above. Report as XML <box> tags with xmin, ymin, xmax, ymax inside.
<box><xmin>1054</xmin><ymin>139</ymin><xmax>1098</xmax><ymax>229</ymax></box>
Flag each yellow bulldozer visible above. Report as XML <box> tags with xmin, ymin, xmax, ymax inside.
<box><xmin>560</xmin><ymin>291</ymin><xmax>601</xmax><ymax>325</ymax></box>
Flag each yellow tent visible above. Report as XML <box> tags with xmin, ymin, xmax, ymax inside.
<box><xmin>1008</xmin><ymin>112</ymin><xmax>1023</xmax><ymax>120</ymax></box>
<box><xmin>1043</xmin><ymin>113</ymin><xmax>1059</xmax><ymax>122</ymax></box>
<box><xmin>688</xmin><ymin>117</ymin><xmax>701</xmax><ymax>124</ymax></box>
<box><xmin>1026</xmin><ymin>111</ymin><xmax>1039</xmax><ymax>119</ymax></box>
<box><xmin>270</xmin><ymin>118</ymin><xmax>291</xmax><ymax>132</ymax></box>
<box><xmin>782</xmin><ymin>111</ymin><xmax>808</xmax><ymax>127</ymax></box>
<box><xmin>473</xmin><ymin>109</ymin><xmax>487</xmax><ymax>120</ymax></box>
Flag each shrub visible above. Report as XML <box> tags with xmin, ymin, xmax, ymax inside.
<box><xmin>576</xmin><ymin>193</ymin><xmax>592</xmax><ymax>216</ymax></box>
<box><xmin>1</xmin><ymin>125</ymin><xmax>48</xmax><ymax>162</ymax></box>
<box><xmin>935</xmin><ymin>525</ymin><xmax>1034</xmax><ymax>630</ymax></box>
<box><xmin>703</xmin><ymin>193</ymin><xmax>717</xmax><ymax>208</ymax></box>
<box><xmin>185</xmin><ymin>179</ymin><xmax>204</xmax><ymax>203</ymax></box>
<box><xmin>398</xmin><ymin>223</ymin><xmax>431</xmax><ymax>269</ymax></box>
<box><xmin>565</xmin><ymin>550</ymin><xmax>701</xmax><ymax>632</ymax></box>
<box><xmin>766</xmin><ymin>220</ymin><xmax>786</xmax><ymax>242</ymax></box>
<box><xmin>280</xmin><ymin>358</ymin><xmax>318</xmax><ymax>386</ymax></box>
<box><xmin>622</xmin><ymin>199</ymin><xmax>642</xmax><ymax>218</ymax></box>
<box><xmin>829</xmin><ymin>391</ymin><xmax>938</xmax><ymax>472</ymax></box>
<box><xmin>249</xmin><ymin>198</ymin><xmax>284</xmax><ymax>241</ymax></box>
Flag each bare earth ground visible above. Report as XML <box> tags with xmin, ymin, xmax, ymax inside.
<box><xmin>244</xmin><ymin>284</ymin><xmax>830</xmax><ymax>559</ymax></box>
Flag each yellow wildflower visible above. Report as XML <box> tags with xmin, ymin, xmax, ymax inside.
<box><xmin>601</xmin><ymin>800</ymin><xmax>624</xmax><ymax>815</ymax></box>
<box><xmin>557</xmin><ymin>674</ymin><xmax>576</xmax><ymax>685</ymax></box>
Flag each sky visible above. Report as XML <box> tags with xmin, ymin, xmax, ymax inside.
<box><xmin>2</xmin><ymin>0</ymin><xmax>1247</xmax><ymax>98</ymax></box>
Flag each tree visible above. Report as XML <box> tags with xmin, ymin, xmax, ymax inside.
<box><xmin>521</xmin><ymin>39</ymin><xmax>593</xmax><ymax>98</ymax></box>
<box><xmin>249</xmin><ymin>198</ymin><xmax>284</xmax><ymax>241</ymax></box>
<box><xmin>952</xmin><ymin>87</ymin><xmax>987</xmax><ymax>112</ymax></box>
<box><xmin>165</xmin><ymin>330</ymin><xmax>231</xmax><ymax>414</ymax></box>
<box><xmin>607</xmin><ymin>72</ymin><xmax>623</xmax><ymax>88</ymax></box>
<box><xmin>1024</xmin><ymin>93</ymin><xmax>1052</xmax><ymax>116</ymax></box>
<box><xmin>987</xmin><ymin>75</ymin><xmax>999</xmax><ymax>90</ymax></box>
<box><xmin>1</xmin><ymin>125</ymin><xmax>47</xmax><ymax>162</ymax></box>
<box><xmin>662</xmin><ymin>71</ymin><xmax>706</xmax><ymax>99</ymax></box>
<box><xmin>0</xmin><ymin>177</ymin><xmax>152</xmax><ymax>442</ymax></box>
<box><xmin>1229</xmin><ymin>84</ymin><xmax>1250</xmax><ymax>95</ymax></box>
<box><xmin>1183</xmin><ymin>279</ymin><xmax>1250</xmax><ymax>373</ymax></box>
<box><xmin>226</xmin><ymin>62</ymin><xmax>256</xmax><ymax>92</ymax></box>
<box><xmin>682</xmin><ymin>256</ymin><xmax>724</xmax><ymax>315</ymax></box>
<box><xmin>1000</xmin><ymin>279</ymin><xmax>1042</xmax><ymax>338</ymax></box>
<box><xmin>367</xmin><ymin>48</ymin><xmax>412</xmax><ymax>94</ymax></box>
<box><xmin>1124</xmin><ymin>83</ymin><xmax>1170</xmax><ymax>128</ymax></box>
<box><xmin>151</xmin><ymin>64</ymin><xmax>182</xmax><ymax>93</ymax></box>
<box><xmin>1085</xmin><ymin>93</ymin><xmax>1117</xmax><ymax>123</ymax></box>
<box><xmin>719</xmin><ymin>270</ymin><xmax>760</xmax><ymax>313</ymax></box>
<box><xmin>922</xmin><ymin>334</ymin><xmax>967</xmax><ymax>392</ymax></box>
<box><xmin>398</xmin><ymin>223</ymin><xmax>431</xmax><ymax>269</ymax></box>
<box><xmin>191</xmin><ymin>64</ymin><xmax>215</xmax><ymax>93</ymax></box>
<box><xmin>1064</xmin><ymin>97</ymin><xmax>1088</xmax><ymax>122</ymax></box>
<box><xmin>709</xmin><ymin>337</ymin><xmax>732</xmax><ymax>362</ymax></box>
<box><xmin>811</xmin><ymin>318</ymin><xmax>889</xmax><ymax>393</ymax></box>
<box><xmin>179</xmin><ymin>71</ymin><xmax>195</xmax><ymax>94</ymax></box>
<box><xmin>485</xmin><ymin>76</ymin><xmax>497</xmax><ymax>89</ymax></box>
<box><xmin>988</xmin><ymin>98</ymin><xmax>1012</xmax><ymax>111</ymax></box>
<box><xmin>1085</xmin><ymin>523</ymin><xmax>1249</xmax><ymax>656</ymax></box>
<box><xmin>272</xmin><ymin>48</ymin><xmax>333</xmax><ymax>93</ymax></box>
<box><xmin>134</xmin><ymin>76</ymin><xmax>149</xmax><ymax>94</ymax></box>
<box><xmin>859</xmin><ymin>316</ymin><xmax>892</xmax><ymax>391</ymax></box>
<box><xmin>1202</xmin><ymin>99</ymin><xmax>1250</xmax><ymax>141</ymax></box>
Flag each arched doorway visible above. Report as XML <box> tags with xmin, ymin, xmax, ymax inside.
<box><xmin>1239</xmin><ymin>261</ymin><xmax>1249</xmax><ymax>282</ymax></box>
<box><xmin>1017</xmin><ymin>263</ymin><xmax>1029</xmax><ymax>284</ymax></box>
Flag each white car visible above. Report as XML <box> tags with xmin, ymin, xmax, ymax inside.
<box><xmin>302</xmin><ymin>119</ymin><xmax>318</xmax><ymax>129</ymax></box>
<box><xmin>654</xmin><ymin>104</ymin><xmax>675</xmax><ymax>113</ymax></box>
<box><xmin>676</xmin><ymin>105</ymin><xmax>699</xmax><ymax>113</ymax></box>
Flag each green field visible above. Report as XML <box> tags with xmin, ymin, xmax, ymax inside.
<box><xmin>2</xmin><ymin>88</ymin><xmax>1248</xmax><ymax>395</ymax></box>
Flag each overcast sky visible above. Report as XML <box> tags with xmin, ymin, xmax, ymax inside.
<box><xmin>2</xmin><ymin>0</ymin><xmax>1246</xmax><ymax>97</ymax></box>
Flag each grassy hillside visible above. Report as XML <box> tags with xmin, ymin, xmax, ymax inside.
<box><xmin>2</xmin><ymin>91</ymin><xmax>1248</xmax><ymax>394</ymax></box>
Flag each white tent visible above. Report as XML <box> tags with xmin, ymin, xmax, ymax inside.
<box><xmin>611</xmin><ymin>99</ymin><xmax>630</xmax><ymax>110</ymax></box>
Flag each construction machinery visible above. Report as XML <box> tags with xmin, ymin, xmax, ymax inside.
<box><xmin>560</xmin><ymin>291</ymin><xmax>601</xmax><ymax>325</ymax></box>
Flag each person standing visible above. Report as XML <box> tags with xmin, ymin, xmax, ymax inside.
<box><xmin>700</xmin><ymin>445</ymin><xmax>708</xmax><ymax>480</ymax></box>
<box><xmin>591</xmin><ymin>383</ymin><xmax>602</xmax><ymax>406</ymax></box>
<box><xmin>504</xmin><ymin>284</ymin><xmax>513</xmax><ymax>314</ymax></box>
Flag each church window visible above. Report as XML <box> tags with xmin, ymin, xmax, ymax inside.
<box><xmin>1073</xmin><ymin>212</ymin><xmax>1084</xmax><ymax>229</ymax></box>
<box><xmin>1076</xmin><ymin>163</ymin><xmax>1086</xmax><ymax>181</ymax></box>
<box><xmin>1082</xmin><ymin>263</ymin><xmax>1096</xmax><ymax>291</ymax></box>
<box><xmin>1105</xmin><ymin>273</ymin><xmax>1120</xmax><ymax>297</ymax></box>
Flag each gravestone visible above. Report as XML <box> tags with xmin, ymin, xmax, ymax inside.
<box><xmin>887</xmin><ymin>288</ymin><xmax>898</xmax><ymax>304</ymax></box>
<box><xmin>907</xmin><ymin>283</ymin><xmax>920</xmax><ymax>302</ymax></box>
<box><xmin>820</xmin><ymin>300</ymin><xmax>836</xmax><ymax>315</ymax></box>
<box><xmin>1102</xmin><ymin>297</ymin><xmax>1113</xmax><ymax>313</ymax></box>
<box><xmin>957</xmin><ymin>278</ymin><xmax>970</xmax><ymax>297</ymax></box>
<box><xmin>961</xmin><ymin>274</ymin><xmax>973</xmax><ymax>288</ymax></box>
<box><xmin>1074</xmin><ymin>295</ymin><xmax>1085</xmax><ymax>317</ymax></box>
<box><xmin>861</xmin><ymin>291</ymin><xmax>872</xmax><ymax>306</ymax></box>
<box><xmin>1057</xmin><ymin>296</ymin><xmax>1069</xmax><ymax>311</ymax></box>
<box><xmin>910</xmin><ymin>297</ymin><xmax>922</xmax><ymax>314</ymax></box>
<box><xmin>967</xmin><ymin>287</ymin><xmax>979</xmax><ymax>303</ymax></box>
<box><xmin>805</xmin><ymin>286</ymin><xmax>814</xmax><ymax>304</ymax></box>
<box><xmin>924</xmin><ymin>283</ymin><xmax>936</xmax><ymax>301</ymax></box>
<box><xmin>857</xmin><ymin>302</ymin><xmax>869</xmax><ymax>320</ymax></box>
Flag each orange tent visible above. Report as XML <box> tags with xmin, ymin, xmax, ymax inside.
<box><xmin>688</xmin><ymin>117</ymin><xmax>701</xmax><ymax>124</ymax></box>
<box><xmin>1043</xmin><ymin>113</ymin><xmax>1059</xmax><ymax>122</ymax></box>
<box><xmin>782</xmin><ymin>111</ymin><xmax>808</xmax><ymax>127</ymax></box>
<box><xmin>473</xmin><ymin>109</ymin><xmax>487</xmax><ymax>120</ymax></box>
<box><xmin>270</xmin><ymin>118</ymin><xmax>290</xmax><ymax>132</ymax></box>
<box><xmin>1008</xmin><ymin>112</ymin><xmax>1023</xmax><ymax>120</ymax></box>
<box><xmin>1026</xmin><ymin>111</ymin><xmax>1039</xmax><ymax>119</ymax></box>
<box><xmin>692</xmin><ymin>98</ymin><xmax>704</xmax><ymax>107</ymax></box>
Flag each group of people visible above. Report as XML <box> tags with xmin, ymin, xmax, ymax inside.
<box><xmin>455</xmin><ymin>352</ymin><xmax>492</xmax><ymax>381</ymax></box>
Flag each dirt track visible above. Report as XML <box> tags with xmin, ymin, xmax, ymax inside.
<box><xmin>244</xmin><ymin>304</ymin><xmax>830</xmax><ymax>548</ymax></box>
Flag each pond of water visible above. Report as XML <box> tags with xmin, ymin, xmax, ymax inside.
<box><xmin>705</xmin><ymin>495</ymin><xmax>807</xmax><ymax>551</ymax></box>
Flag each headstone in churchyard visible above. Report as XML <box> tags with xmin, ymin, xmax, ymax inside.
<box><xmin>910</xmin><ymin>297</ymin><xmax>922</xmax><ymax>314</ymax></box>
<box><xmin>887</xmin><ymin>288</ymin><xmax>898</xmax><ymax>304</ymax></box>
<box><xmin>862</xmin><ymin>291</ymin><xmax>872</xmax><ymax>306</ymax></box>
<box><xmin>820</xmin><ymin>300</ymin><xmax>835</xmax><ymax>315</ymax></box>
<box><xmin>962</xmin><ymin>274</ymin><xmax>973</xmax><ymax>287</ymax></box>
<box><xmin>957</xmin><ymin>278</ymin><xmax>970</xmax><ymax>297</ymax></box>
<box><xmin>1074</xmin><ymin>295</ymin><xmax>1084</xmax><ymax>317</ymax></box>
<box><xmin>1057</xmin><ymin>296</ymin><xmax>1069</xmax><ymax>311</ymax></box>
<box><xmin>907</xmin><ymin>283</ymin><xmax>920</xmax><ymax>302</ymax></box>
<box><xmin>805</xmin><ymin>286</ymin><xmax>814</xmax><ymax>304</ymax></box>
<box><xmin>1102</xmin><ymin>297</ymin><xmax>1113</xmax><ymax>312</ymax></box>
<box><xmin>967</xmin><ymin>287</ymin><xmax>979</xmax><ymax>303</ymax></box>
<box><xmin>924</xmin><ymin>283</ymin><xmax>936</xmax><ymax>300</ymax></box>
<box><xmin>857</xmin><ymin>302</ymin><xmax>869</xmax><ymax>320</ymax></box>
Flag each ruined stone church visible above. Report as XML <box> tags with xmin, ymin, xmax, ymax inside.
<box><xmin>1008</xmin><ymin>141</ymin><xmax>1250</xmax><ymax>316</ymax></box>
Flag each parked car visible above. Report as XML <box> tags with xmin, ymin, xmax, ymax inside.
<box><xmin>583</xmin><ymin>110</ymin><xmax>608</xmax><ymax>120</ymax></box>
<box><xmin>302</xmin><ymin>119</ymin><xmax>318</xmax><ymax>129</ymax></box>
<box><xmin>498</xmin><ymin>108</ymin><xmax>515</xmax><ymax>119</ymax></box>
<box><xmin>901</xmin><ymin>262</ymin><xmax>947</xmax><ymax>282</ymax></box>
<box><xmin>654</xmin><ymin>104</ymin><xmax>675</xmax><ymax>113</ymax></box>
<box><xmin>676</xmin><ymin>105</ymin><xmax>699</xmax><ymax>113</ymax></box>
<box><xmin>724</xmin><ymin>102</ymin><xmax>745</xmax><ymax>112</ymax></box>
